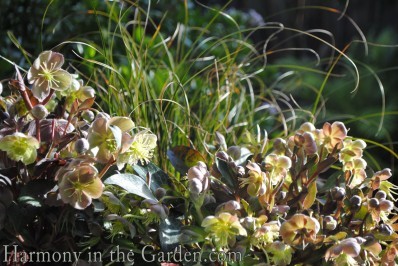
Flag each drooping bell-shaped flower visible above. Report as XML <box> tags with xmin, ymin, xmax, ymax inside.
<box><xmin>264</xmin><ymin>154</ymin><xmax>292</xmax><ymax>185</ymax></box>
<box><xmin>239</xmin><ymin>162</ymin><xmax>267</xmax><ymax>196</ymax></box>
<box><xmin>0</xmin><ymin>133</ymin><xmax>39</xmax><ymax>164</ymax></box>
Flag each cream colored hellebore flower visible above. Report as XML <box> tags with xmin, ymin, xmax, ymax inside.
<box><xmin>339</xmin><ymin>139</ymin><xmax>366</xmax><ymax>164</ymax></box>
<box><xmin>280</xmin><ymin>214</ymin><xmax>320</xmax><ymax>247</ymax></box>
<box><xmin>321</xmin><ymin>121</ymin><xmax>348</xmax><ymax>151</ymax></box>
<box><xmin>117</xmin><ymin>131</ymin><xmax>157</xmax><ymax>168</ymax></box>
<box><xmin>87</xmin><ymin>116</ymin><xmax>135</xmax><ymax>163</ymax></box>
<box><xmin>57</xmin><ymin>160</ymin><xmax>103</xmax><ymax>210</ymax></box>
<box><xmin>27</xmin><ymin>51</ymin><xmax>72</xmax><ymax>101</ymax></box>
<box><xmin>264</xmin><ymin>154</ymin><xmax>292</xmax><ymax>185</ymax></box>
<box><xmin>0</xmin><ymin>133</ymin><xmax>39</xmax><ymax>164</ymax></box>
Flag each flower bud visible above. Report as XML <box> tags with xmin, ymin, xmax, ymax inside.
<box><xmin>74</xmin><ymin>138</ymin><xmax>90</xmax><ymax>154</ymax></box>
<box><xmin>95</xmin><ymin>112</ymin><xmax>111</xmax><ymax>120</ymax></box>
<box><xmin>340</xmin><ymin>238</ymin><xmax>361</xmax><ymax>257</ymax></box>
<box><xmin>80</xmin><ymin>86</ymin><xmax>95</xmax><ymax>98</ymax></box>
<box><xmin>324</xmin><ymin>215</ymin><xmax>337</xmax><ymax>230</ymax></box>
<box><xmin>375</xmin><ymin>190</ymin><xmax>387</xmax><ymax>200</ymax></box>
<box><xmin>368</xmin><ymin>198</ymin><xmax>380</xmax><ymax>208</ymax></box>
<box><xmin>379</xmin><ymin>224</ymin><xmax>393</xmax><ymax>236</ymax></box>
<box><xmin>331</xmin><ymin>187</ymin><xmax>346</xmax><ymax>201</ymax></box>
<box><xmin>350</xmin><ymin>195</ymin><xmax>362</xmax><ymax>210</ymax></box>
<box><xmin>241</xmin><ymin>217</ymin><xmax>256</xmax><ymax>230</ymax></box>
<box><xmin>154</xmin><ymin>187</ymin><xmax>167</xmax><ymax>199</ymax></box>
<box><xmin>271</xmin><ymin>205</ymin><xmax>290</xmax><ymax>215</ymax></box>
<box><xmin>303</xmin><ymin>132</ymin><xmax>317</xmax><ymax>155</ymax></box>
<box><xmin>300</xmin><ymin>122</ymin><xmax>316</xmax><ymax>132</ymax></box>
<box><xmin>31</xmin><ymin>104</ymin><xmax>48</xmax><ymax>119</ymax></box>
<box><xmin>150</xmin><ymin>204</ymin><xmax>169</xmax><ymax>220</ymax></box>
<box><xmin>216</xmin><ymin>151</ymin><xmax>229</xmax><ymax>161</ymax></box>
<box><xmin>379</xmin><ymin>199</ymin><xmax>394</xmax><ymax>212</ymax></box>
<box><xmin>273</xmin><ymin>138</ymin><xmax>286</xmax><ymax>153</ymax></box>
<box><xmin>203</xmin><ymin>195</ymin><xmax>216</xmax><ymax>205</ymax></box>
<box><xmin>276</xmin><ymin>191</ymin><xmax>287</xmax><ymax>201</ymax></box>
<box><xmin>141</xmin><ymin>198</ymin><xmax>158</xmax><ymax>208</ymax></box>
<box><xmin>294</xmin><ymin>133</ymin><xmax>305</xmax><ymax>147</ymax></box>
<box><xmin>215</xmin><ymin>200</ymin><xmax>241</xmax><ymax>215</ymax></box>
<box><xmin>81</xmin><ymin>110</ymin><xmax>95</xmax><ymax>122</ymax></box>
<box><xmin>236</xmin><ymin>166</ymin><xmax>245</xmax><ymax>177</ymax></box>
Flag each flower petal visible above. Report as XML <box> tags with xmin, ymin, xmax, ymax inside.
<box><xmin>32</xmin><ymin>79</ymin><xmax>50</xmax><ymax>101</ymax></box>
<box><xmin>51</xmin><ymin>69</ymin><xmax>72</xmax><ymax>90</ymax></box>
<box><xmin>83</xmin><ymin>178</ymin><xmax>104</xmax><ymax>199</ymax></box>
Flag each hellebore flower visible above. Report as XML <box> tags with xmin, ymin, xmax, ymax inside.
<box><xmin>320</xmin><ymin>121</ymin><xmax>348</xmax><ymax>151</ymax></box>
<box><xmin>265</xmin><ymin>241</ymin><xmax>294</xmax><ymax>266</ymax></box>
<box><xmin>187</xmin><ymin>161</ymin><xmax>210</xmax><ymax>195</ymax></box>
<box><xmin>280</xmin><ymin>214</ymin><xmax>320</xmax><ymax>247</ymax></box>
<box><xmin>27</xmin><ymin>51</ymin><xmax>72</xmax><ymax>101</ymax></box>
<box><xmin>117</xmin><ymin>131</ymin><xmax>157</xmax><ymax>168</ymax></box>
<box><xmin>87</xmin><ymin>116</ymin><xmax>135</xmax><ymax>163</ymax></box>
<box><xmin>264</xmin><ymin>154</ymin><xmax>292</xmax><ymax>185</ymax></box>
<box><xmin>251</xmin><ymin>221</ymin><xmax>280</xmax><ymax>247</ymax></box>
<box><xmin>325</xmin><ymin>238</ymin><xmax>362</xmax><ymax>266</ymax></box>
<box><xmin>344</xmin><ymin>158</ymin><xmax>367</xmax><ymax>188</ymax></box>
<box><xmin>240</xmin><ymin>162</ymin><xmax>267</xmax><ymax>196</ymax></box>
<box><xmin>339</xmin><ymin>139</ymin><xmax>366</xmax><ymax>164</ymax></box>
<box><xmin>0</xmin><ymin>133</ymin><xmax>39</xmax><ymax>164</ymax></box>
<box><xmin>57</xmin><ymin>160</ymin><xmax>103</xmax><ymax>209</ymax></box>
<box><xmin>202</xmin><ymin>212</ymin><xmax>247</xmax><ymax>248</ymax></box>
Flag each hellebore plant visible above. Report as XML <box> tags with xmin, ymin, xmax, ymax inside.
<box><xmin>0</xmin><ymin>50</ymin><xmax>397</xmax><ymax>266</ymax></box>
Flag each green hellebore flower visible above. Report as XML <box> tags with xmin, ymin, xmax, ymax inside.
<box><xmin>28</xmin><ymin>51</ymin><xmax>72</xmax><ymax>101</ymax></box>
<box><xmin>239</xmin><ymin>162</ymin><xmax>267</xmax><ymax>197</ymax></box>
<box><xmin>264</xmin><ymin>154</ymin><xmax>292</xmax><ymax>185</ymax></box>
<box><xmin>201</xmin><ymin>212</ymin><xmax>247</xmax><ymax>248</ymax></box>
<box><xmin>266</xmin><ymin>241</ymin><xmax>294</xmax><ymax>266</ymax></box>
<box><xmin>0</xmin><ymin>133</ymin><xmax>39</xmax><ymax>164</ymax></box>
<box><xmin>339</xmin><ymin>139</ymin><xmax>366</xmax><ymax>164</ymax></box>
<box><xmin>57</xmin><ymin>161</ymin><xmax>103</xmax><ymax>209</ymax></box>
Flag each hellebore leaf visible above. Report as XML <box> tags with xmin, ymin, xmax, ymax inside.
<box><xmin>167</xmin><ymin>146</ymin><xmax>205</xmax><ymax>175</ymax></box>
<box><xmin>159</xmin><ymin>215</ymin><xmax>183</xmax><ymax>252</ymax></box>
<box><xmin>133</xmin><ymin>161</ymin><xmax>170</xmax><ymax>191</ymax></box>
<box><xmin>215</xmin><ymin>157</ymin><xmax>237</xmax><ymax>189</ymax></box>
<box><xmin>104</xmin><ymin>173</ymin><xmax>157</xmax><ymax>201</ymax></box>
<box><xmin>302</xmin><ymin>180</ymin><xmax>317</xmax><ymax>209</ymax></box>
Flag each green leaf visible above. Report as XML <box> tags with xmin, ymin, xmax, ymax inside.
<box><xmin>302</xmin><ymin>181</ymin><xmax>317</xmax><ymax>209</ymax></box>
<box><xmin>19</xmin><ymin>180</ymin><xmax>56</xmax><ymax>207</ymax></box>
<box><xmin>167</xmin><ymin>146</ymin><xmax>205</xmax><ymax>175</ymax></box>
<box><xmin>215</xmin><ymin>157</ymin><xmax>237</xmax><ymax>189</ymax></box>
<box><xmin>104</xmin><ymin>174</ymin><xmax>157</xmax><ymax>201</ymax></box>
<box><xmin>159</xmin><ymin>215</ymin><xmax>182</xmax><ymax>252</ymax></box>
<box><xmin>133</xmin><ymin>162</ymin><xmax>170</xmax><ymax>191</ymax></box>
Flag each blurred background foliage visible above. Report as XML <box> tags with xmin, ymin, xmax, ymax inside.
<box><xmin>1</xmin><ymin>0</ymin><xmax>397</xmax><ymax>179</ymax></box>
